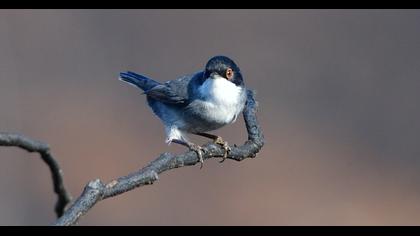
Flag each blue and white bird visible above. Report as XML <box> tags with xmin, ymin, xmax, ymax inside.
<box><xmin>119</xmin><ymin>55</ymin><xmax>247</xmax><ymax>167</ymax></box>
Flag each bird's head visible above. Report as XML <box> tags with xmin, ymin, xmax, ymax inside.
<box><xmin>203</xmin><ymin>55</ymin><xmax>244</xmax><ymax>87</ymax></box>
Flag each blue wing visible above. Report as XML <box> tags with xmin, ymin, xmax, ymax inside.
<box><xmin>144</xmin><ymin>84</ymin><xmax>187</xmax><ymax>104</ymax></box>
<box><xmin>120</xmin><ymin>70</ymin><xmax>204</xmax><ymax>105</ymax></box>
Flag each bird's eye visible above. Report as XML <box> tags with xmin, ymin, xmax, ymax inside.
<box><xmin>226</xmin><ymin>68</ymin><xmax>234</xmax><ymax>80</ymax></box>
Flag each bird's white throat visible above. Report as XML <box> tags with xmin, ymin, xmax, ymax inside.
<box><xmin>198</xmin><ymin>74</ymin><xmax>244</xmax><ymax>124</ymax></box>
<box><xmin>199</xmin><ymin>75</ymin><xmax>242</xmax><ymax>106</ymax></box>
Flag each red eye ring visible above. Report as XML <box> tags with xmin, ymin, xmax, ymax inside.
<box><xmin>226</xmin><ymin>68</ymin><xmax>234</xmax><ymax>80</ymax></box>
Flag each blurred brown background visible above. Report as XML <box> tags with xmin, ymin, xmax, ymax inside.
<box><xmin>1</xmin><ymin>9</ymin><xmax>420</xmax><ymax>225</ymax></box>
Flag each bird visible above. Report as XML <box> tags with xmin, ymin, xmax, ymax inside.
<box><xmin>119</xmin><ymin>55</ymin><xmax>247</xmax><ymax>168</ymax></box>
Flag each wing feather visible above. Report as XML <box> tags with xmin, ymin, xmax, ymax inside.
<box><xmin>144</xmin><ymin>71</ymin><xmax>204</xmax><ymax>105</ymax></box>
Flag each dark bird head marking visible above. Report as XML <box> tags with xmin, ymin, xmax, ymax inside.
<box><xmin>203</xmin><ymin>55</ymin><xmax>244</xmax><ymax>86</ymax></box>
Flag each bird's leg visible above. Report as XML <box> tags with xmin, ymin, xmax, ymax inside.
<box><xmin>171</xmin><ymin>139</ymin><xmax>204</xmax><ymax>168</ymax></box>
<box><xmin>194</xmin><ymin>132</ymin><xmax>231</xmax><ymax>163</ymax></box>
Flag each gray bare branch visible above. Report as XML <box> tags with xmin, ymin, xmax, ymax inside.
<box><xmin>0</xmin><ymin>132</ymin><xmax>72</xmax><ymax>217</ymax></box>
<box><xmin>54</xmin><ymin>89</ymin><xmax>264</xmax><ymax>225</ymax></box>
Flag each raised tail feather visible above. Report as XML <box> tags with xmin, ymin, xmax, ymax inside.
<box><xmin>119</xmin><ymin>71</ymin><xmax>160</xmax><ymax>92</ymax></box>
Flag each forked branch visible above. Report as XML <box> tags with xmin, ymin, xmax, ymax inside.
<box><xmin>0</xmin><ymin>89</ymin><xmax>263</xmax><ymax>226</ymax></box>
<box><xmin>54</xmin><ymin>89</ymin><xmax>264</xmax><ymax>225</ymax></box>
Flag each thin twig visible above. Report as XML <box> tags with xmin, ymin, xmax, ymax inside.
<box><xmin>0</xmin><ymin>133</ymin><xmax>72</xmax><ymax>217</ymax></box>
<box><xmin>54</xmin><ymin>89</ymin><xmax>264</xmax><ymax>226</ymax></box>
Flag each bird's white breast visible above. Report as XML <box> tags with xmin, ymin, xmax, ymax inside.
<box><xmin>197</xmin><ymin>75</ymin><xmax>244</xmax><ymax>124</ymax></box>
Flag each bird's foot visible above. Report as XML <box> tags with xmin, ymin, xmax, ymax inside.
<box><xmin>187</xmin><ymin>143</ymin><xmax>205</xmax><ymax>169</ymax></box>
<box><xmin>171</xmin><ymin>139</ymin><xmax>205</xmax><ymax>169</ymax></box>
<box><xmin>214</xmin><ymin>137</ymin><xmax>231</xmax><ymax>163</ymax></box>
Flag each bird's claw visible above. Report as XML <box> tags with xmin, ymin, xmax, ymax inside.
<box><xmin>214</xmin><ymin>137</ymin><xmax>231</xmax><ymax>163</ymax></box>
<box><xmin>189</xmin><ymin>143</ymin><xmax>204</xmax><ymax>169</ymax></box>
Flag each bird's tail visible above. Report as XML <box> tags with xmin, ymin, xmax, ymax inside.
<box><xmin>119</xmin><ymin>71</ymin><xmax>160</xmax><ymax>92</ymax></box>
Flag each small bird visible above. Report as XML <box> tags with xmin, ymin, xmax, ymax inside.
<box><xmin>119</xmin><ymin>55</ymin><xmax>247</xmax><ymax>168</ymax></box>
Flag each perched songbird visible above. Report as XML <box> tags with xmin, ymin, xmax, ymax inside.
<box><xmin>119</xmin><ymin>55</ymin><xmax>247</xmax><ymax>167</ymax></box>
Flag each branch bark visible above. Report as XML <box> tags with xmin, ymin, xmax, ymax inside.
<box><xmin>0</xmin><ymin>132</ymin><xmax>72</xmax><ymax>217</ymax></box>
<box><xmin>54</xmin><ymin>89</ymin><xmax>264</xmax><ymax>226</ymax></box>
